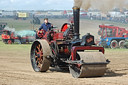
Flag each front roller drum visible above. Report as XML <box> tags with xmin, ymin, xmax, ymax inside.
<box><xmin>69</xmin><ymin>52</ymin><xmax>107</xmax><ymax>78</ymax></box>
<box><xmin>69</xmin><ymin>64</ymin><xmax>106</xmax><ymax>78</ymax></box>
<box><xmin>30</xmin><ymin>40</ymin><xmax>51</xmax><ymax>72</ymax></box>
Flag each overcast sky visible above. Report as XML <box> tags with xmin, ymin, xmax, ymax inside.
<box><xmin>0</xmin><ymin>0</ymin><xmax>74</xmax><ymax>10</ymax></box>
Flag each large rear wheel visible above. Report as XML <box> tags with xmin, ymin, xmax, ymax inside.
<box><xmin>30</xmin><ymin>40</ymin><xmax>51</xmax><ymax>72</ymax></box>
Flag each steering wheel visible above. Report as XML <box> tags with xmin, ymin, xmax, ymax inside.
<box><xmin>37</xmin><ymin>29</ymin><xmax>46</xmax><ymax>38</ymax></box>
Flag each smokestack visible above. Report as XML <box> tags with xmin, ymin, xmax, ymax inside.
<box><xmin>72</xmin><ymin>6</ymin><xmax>80</xmax><ymax>39</ymax></box>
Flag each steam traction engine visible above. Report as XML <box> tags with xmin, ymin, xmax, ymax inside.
<box><xmin>30</xmin><ymin>6</ymin><xmax>109</xmax><ymax>78</ymax></box>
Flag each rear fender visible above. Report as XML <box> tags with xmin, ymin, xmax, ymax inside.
<box><xmin>71</xmin><ymin>46</ymin><xmax>104</xmax><ymax>60</ymax></box>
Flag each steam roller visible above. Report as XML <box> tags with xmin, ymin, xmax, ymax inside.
<box><xmin>30</xmin><ymin>6</ymin><xmax>110</xmax><ymax>78</ymax></box>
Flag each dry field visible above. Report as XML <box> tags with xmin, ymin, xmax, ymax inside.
<box><xmin>0</xmin><ymin>19</ymin><xmax>128</xmax><ymax>85</ymax></box>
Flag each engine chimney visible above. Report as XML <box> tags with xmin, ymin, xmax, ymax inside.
<box><xmin>72</xmin><ymin>6</ymin><xmax>80</xmax><ymax>39</ymax></box>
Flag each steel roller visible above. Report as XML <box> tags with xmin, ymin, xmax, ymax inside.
<box><xmin>69</xmin><ymin>52</ymin><xmax>107</xmax><ymax>78</ymax></box>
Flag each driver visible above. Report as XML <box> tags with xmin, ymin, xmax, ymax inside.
<box><xmin>39</xmin><ymin>18</ymin><xmax>53</xmax><ymax>31</ymax></box>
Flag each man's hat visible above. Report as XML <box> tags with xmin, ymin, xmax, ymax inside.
<box><xmin>44</xmin><ymin>18</ymin><xmax>48</xmax><ymax>20</ymax></box>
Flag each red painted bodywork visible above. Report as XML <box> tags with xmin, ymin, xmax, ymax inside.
<box><xmin>42</xmin><ymin>24</ymin><xmax>68</xmax><ymax>40</ymax></box>
<box><xmin>53</xmin><ymin>32</ymin><xmax>64</xmax><ymax>40</ymax></box>
<box><xmin>1</xmin><ymin>30</ymin><xmax>12</xmax><ymax>40</ymax></box>
<box><xmin>61</xmin><ymin>23</ymin><xmax>68</xmax><ymax>32</ymax></box>
<box><xmin>71</xmin><ymin>46</ymin><xmax>104</xmax><ymax>60</ymax></box>
<box><xmin>2</xmin><ymin>30</ymin><xmax>23</xmax><ymax>40</ymax></box>
<box><xmin>43</xmin><ymin>31</ymin><xmax>64</xmax><ymax>40</ymax></box>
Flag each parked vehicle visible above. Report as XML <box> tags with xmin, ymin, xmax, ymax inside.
<box><xmin>98</xmin><ymin>24</ymin><xmax>128</xmax><ymax>48</ymax></box>
<box><xmin>1</xmin><ymin>29</ymin><xmax>36</xmax><ymax>44</ymax></box>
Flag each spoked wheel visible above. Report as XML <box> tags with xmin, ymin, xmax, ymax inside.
<box><xmin>31</xmin><ymin>40</ymin><xmax>51</xmax><ymax>72</ymax></box>
<box><xmin>35</xmin><ymin>44</ymin><xmax>43</xmax><ymax>69</ymax></box>
<box><xmin>69</xmin><ymin>52</ymin><xmax>107</xmax><ymax>78</ymax></box>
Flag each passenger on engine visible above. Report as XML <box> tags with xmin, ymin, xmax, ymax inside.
<box><xmin>39</xmin><ymin>18</ymin><xmax>53</xmax><ymax>31</ymax></box>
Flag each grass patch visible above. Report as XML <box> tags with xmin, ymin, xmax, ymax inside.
<box><xmin>0</xmin><ymin>18</ymin><xmax>40</xmax><ymax>31</ymax></box>
<box><xmin>0</xmin><ymin>41</ymin><xmax>31</xmax><ymax>53</ymax></box>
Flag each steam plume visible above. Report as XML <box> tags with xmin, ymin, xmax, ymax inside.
<box><xmin>74</xmin><ymin>0</ymin><xmax>128</xmax><ymax>12</ymax></box>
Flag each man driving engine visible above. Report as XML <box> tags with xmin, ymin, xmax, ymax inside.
<box><xmin>39</xmin><ymin>18</ymin><xmax>53</xmax><ymax>31</ymax></box>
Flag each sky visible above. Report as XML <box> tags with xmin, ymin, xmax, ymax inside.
<box><xmin>0</xmin><ymin>0</ymin><xmax>74</xmax><ymax>10</ymax></box>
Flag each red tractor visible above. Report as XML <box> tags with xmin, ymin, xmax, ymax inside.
<box><xmin>1</xmin><ymin>30</ymin><xmax>16</xmax><ymax>44</ymax></box>
<box><xmin>98</xmin><ymin>24</ymin><xmax>128</xmax><ymax>48</ymax></box>
<box><xmin>1</xmin><ymin>30</ymin><xmax>36</xmax><ymax>44</ymax></box>
<box><xmin>30</xmin><ymin>6</ymin><xmax>109</xmax><ymax>78</ymax></box>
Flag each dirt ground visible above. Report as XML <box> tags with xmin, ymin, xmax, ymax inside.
<box><xmin>0</xmin><ymin>19</ymin><xmax>128</xmax><ymax>85</ymax></box>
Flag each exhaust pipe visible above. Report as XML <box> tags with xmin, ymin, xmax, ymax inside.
<box><xmin>72</xmin><ymin>6</ymin><xmax>80</xmax><ymax>39</ymax></box>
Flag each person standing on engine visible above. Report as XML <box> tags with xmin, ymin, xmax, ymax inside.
<box><xmin>39</xmin><ymin>18</ymin><xmax>53</xmax><ymax>31</ymax></box>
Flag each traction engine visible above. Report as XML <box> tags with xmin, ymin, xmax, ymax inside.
<box><xmin>30</xmin><ymin>6</ymin><xmax>109</xmax><ymax>78</ymax></box>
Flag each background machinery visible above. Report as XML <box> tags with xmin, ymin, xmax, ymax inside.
<box><xmin>31</xmin><ymin>15</ymin><xmax>40</xmax><ymax>25</ymax></box>
<box><xmin>14</xmin><ymin>12</ymin><xmax>29</xmax><ymax>20</ymax></box>
<box><xmin>1</xmin><ymin>29</ymin><xmax>36</xmax><ymax>44</ymax></box>
<box><xmin>0</xmin><ymin>23</ymin><xmax>7</xmax><ymax>35</ymax></box>
<box><xmin>98</xmin><ymin>24</ymin><xmax>128</xmax><ymax>48</ymax></box>
<box><xmin>30</xmin><ymin>6</ymin><xmax>109</xmax><ymax>78</ymax></box>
